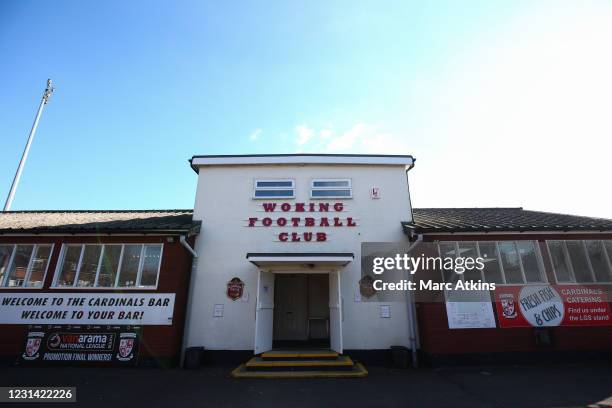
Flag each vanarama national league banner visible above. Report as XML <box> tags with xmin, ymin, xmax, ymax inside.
<box><xmin>20</xmin><ymin>326</ymin><xmax>140</xmax><ymax>365</ymax></box>
<box><xmin>494</xmin><ymin>284</ymin><xmax>612</xmax><ymax>328</ymax></box>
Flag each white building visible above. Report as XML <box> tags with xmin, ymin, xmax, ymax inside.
<box><xmin>184</xmin><ymin>154</ymin><xmax>416</xmax><ymax>357</ymax></box>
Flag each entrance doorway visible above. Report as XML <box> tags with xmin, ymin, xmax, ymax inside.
<box><xmin>254</xmin><ymin>269</ymin><xmax>343</xmax><ymax>355</ymax></box>
<box><xmin>273</xmin><ymin>274</ymin><xmax>329</xmax><ymax>348</ymax></box>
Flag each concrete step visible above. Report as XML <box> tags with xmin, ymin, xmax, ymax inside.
<box><xmin>260</xmin><ymin>349</ymin><xmax>339</xmax><ymax>360</ymax></box>
<box><xmin>245</xmin><ymin>355</ymin><xmax>354</xmax><ymax>371</ymax></box>
<box><xmin>230</xmin><ymin>362</ymin><xmax>368</xmax><ymax>379</ymax></box>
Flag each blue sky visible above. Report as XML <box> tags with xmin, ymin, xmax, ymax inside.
<box><xmin>1</xmin><ymin>1</ymin><xmax>610</xmax><ymax>217</ymax></box>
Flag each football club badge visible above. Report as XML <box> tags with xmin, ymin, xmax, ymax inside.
<box><xmin>500</xmin><ymin>293</ymin><xmax>517</xmax><ymax>319</ymax></box>
<box><xmin>227</xmin><ymin>277</ymin><xmax>245</xmax><ymax>301</ymax></box>
<box><xmin>116</xmin><ymin>332</ymin><xmax>137</xmax><ymax>362</ymax></box>
<box><xmin>22</xmin><ymin>331</ymin><xmax>44</xmax><ymax>361</ymax></box>
<box><xmin>359</xmin><ymin>275</ymin><xmax>377</xmax><ymax>299</ymax></box>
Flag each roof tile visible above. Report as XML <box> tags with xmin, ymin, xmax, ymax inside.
<box><xmin>0</xmin><ymin>210</ymin><xmax>199</xmax><ymax>234</ymax></box>
<box><xmin>404</xmin><ymin>208</ymin><xmax>612</xmax><ymax>233</ymax></box>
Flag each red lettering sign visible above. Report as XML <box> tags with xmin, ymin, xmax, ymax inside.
<box><xmin>250</xmin><ymin>202</ymin><xmax>356</xmax><ymax>242</ymax></box>
<box><xmin>263</xmin><ymin>203</ymin><xmax>276</xmax><ymax>212</ymax></box>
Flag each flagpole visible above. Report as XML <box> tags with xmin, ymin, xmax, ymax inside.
<box><xmin>3</xmin><ymin>79</ymin><xmax>54</xmax><ymax>211</ymax></box>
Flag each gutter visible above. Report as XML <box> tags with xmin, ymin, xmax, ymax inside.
<box><xmin>180</xmin><ymin>235</ymin><xmax>198</xmax><ymax>258</ymax></box>
<box><xmin>188</xmin><ymin>158</ymin><xmax>199</xmax><ymax>174</ymax></box>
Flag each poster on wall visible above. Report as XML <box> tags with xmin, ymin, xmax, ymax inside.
<box><xmin>20</xmin><ymin>326</ymin><xmax>140</xmax><ymax>365</ymax></box>
<box><xmin>445</xmin><ymin>302</ymin><xmax>497</xmax><ymax>329</ymax></box>
<box><xmin>0</xmin><ymin>293</ymin><xmax>175</xmax><ymax>325</ymax></box>
<box><xmin>444</xmin><ymin>289</ymin><xmax>497</xmax><ymax>329</ymax></box>
<box><xmin>494</xmin><ymin>284</ymin><xmax>612</xmax><ymax>328</ymax></box>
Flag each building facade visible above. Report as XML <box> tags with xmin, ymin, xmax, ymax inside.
<box><xmin>1</xmin><ymin>154</ymin><xmax>611</xmax><ymax>368</ymax></box>
<box><xmin>184</xmin><ymin>154</ymin><xmax>416</xmax><ymax>358</ymax></box>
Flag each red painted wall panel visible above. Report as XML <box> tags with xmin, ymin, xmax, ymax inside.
<box><xmin>417</xmin><ymin>233</ymin><xmax>612</xmax><ymax>355</ymax></box>
<box><xmin>0</xmin><ymin>235</ymin><xmax>194</xmax><ymax>363</ymax></box>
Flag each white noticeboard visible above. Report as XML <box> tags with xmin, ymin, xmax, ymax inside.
<box><xmin>0</xmin><ymin>293</ymin><xmax>175</xmax><ymax>326</ymax></box>
<box><xmin>213</xmin><ymin>304</ymin><xmax>224</xmax><ymax>317</ymax></box>
<box><xmin>445</xmin><ymin>301</ymin><xmax>496</xmax><ymax>329</ymax></box>
<box><xmin>444</xmin><ymin>289</ymin><xmax>496</xmax><ymax>329</ymax></box>
<box><xmin>380</xmin><ymin>305</ymin><xmax>391</xmax><ymax>318</ymax></box>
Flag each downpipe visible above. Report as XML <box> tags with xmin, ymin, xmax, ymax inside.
<box><xmin>406</xmin><ymin>233</ymin><xmax>423</xmax><ymax>368</ymax></box>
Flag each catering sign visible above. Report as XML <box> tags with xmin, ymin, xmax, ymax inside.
<box><xmin>0</xmin><ymin>293</ymin><xmax>175</xmax><ymax>325</ymax></box>
<box><xmin>20</xmin><ymin>326</ymin><xmax>139</xmax><ymax>365</ymax></box>
<box><xmin>494</xmin><ymin>285</ymin><xmax>612</xmax><ymax>328</ymax></box>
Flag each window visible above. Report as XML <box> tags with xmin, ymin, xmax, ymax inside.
<box><xmin>56</xmin><ymin>245</ymin><xmax>80</xmax><ymax>287</ymax></box>
<box><xmin>457</xmin><ymin>242</ymin><xmax>480</xmax><ymax>283</ymax></box>
<box><xmin>141</xmin><ymin>245</ymin><xmax>163</xmax><ymax>286</ymax></box>
<box><xmin>78</xmin><ymin>245</ymin><xmax>102</xmax><ymax>287</ymax></box>
<box><xmin>438</xmin><ymin>241</ymin><xmax>545</xmax><ymax>284</ymax></box>
<box><xmin>53</xmin><ymin>244</ymin><xmax>163</xmax><ymax>288</ymax></box>
<box><xmin>566</xmin><ymin>241</ymin><xmax>593</xmax><ymax>282</ymax></box>
<box><xmin>498</xmin><ymin>242</ymin><xmax>523</xmax><ymax>284</ymax></box>
<box><xmin>0</xmin><ymin>244</ymin><xmax>53</xmax><ymax>288</ymax></box>
<box><xmin>98</xmin><ymin>245</ymin><xmax>122</xmax><ymax>287</ymax></box>
<box><xmin>547</xmin><ymin>241</ymin><xmax>572</xmax><ymax>282</ymax></box>
<box><xmin>438</xmin><ymin>242</ymin><xmax>460</xmax><ymax>284</ymax></box>
<box><xmin>311</xmin><ymin>179</ymin><xmax>352</xmax><ymax>198</ymax></box>
<box><xmin>253</xmin><ymin>179</ymin><xmax>294</xmax><ymax>199</ymax></box>
<box><xmin>117</xmin><ymin>245</ymin><xmax>141</xmax><ymax>287</ymax></box>
<box><xmin>547</xmin><ymin>240</ymin><xmax>612</xmax><ymax>283</ymax></box>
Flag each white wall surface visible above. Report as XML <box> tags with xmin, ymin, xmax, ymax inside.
<box><xmin>186</xmin><ymin>164</ymin><xmax>413</xmax><ymax>350</ymax></box>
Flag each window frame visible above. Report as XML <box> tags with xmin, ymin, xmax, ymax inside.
<box><xmin>547</xmin><ymin>240</ymin><xmax>612</xmax><ymax>284</ymax></box>
<box><xmin>51</xmin><ymin>243</ymin><xmax>164</xmax><ymax>290</ymax></box>
<box><xmin>0</xmin><ymin>244</ymin><xmax>55</xmax><ymax>289</ymax></box>
<box><xmin>252</xmin><ymin>179</ymin><xmax>295</xmax><ymax>200</ymax></box>
<box><xmin>310</xmin><ymin>178</ymin><xmax>353</xmax><ymax>199</ymax></box>
<box><xmin>438</xmin><ymin>240</ymin><xmax>547</xmax><ymax>285</ymax></box>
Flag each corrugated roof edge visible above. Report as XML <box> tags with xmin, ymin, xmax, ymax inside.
<box><xmin>189</xmin><ymin>153</ymin><xmax>415</xmax><ymax>173</ymax></box>
<box><xmin>1</xmin><ymin>209</ymin><xmax>193</xmax><ymax>214</ymax></box>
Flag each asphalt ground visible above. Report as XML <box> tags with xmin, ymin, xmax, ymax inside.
<box><xmin>1</xmin><ymin>362</ymin><xmax>611</xmax><ymax>408</ymax></box>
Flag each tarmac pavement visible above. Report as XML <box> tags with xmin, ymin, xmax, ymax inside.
<box><xmin>0</xmin><ymin>362</ymin><xmax>611</xmax><ymax>408</ymax></box>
